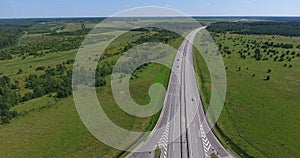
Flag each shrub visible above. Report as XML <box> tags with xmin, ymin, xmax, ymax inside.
<box><xmin>265</xmin><ymin>75</ymin><xmax>271</xmax><ymax>81</ymax></box>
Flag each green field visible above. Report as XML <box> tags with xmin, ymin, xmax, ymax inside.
<box><xmin>1</xmin><ymin>18</ymin><xmax>300</xmax><ymax>158</ymax></box>
<box><xmin>0</xmin><ymin>19</ymin><xmax>183</xmax><ymax>157</ymax></box>
<box><xmin>1</xmin><ymin>63</ymin><xmax>171</xmax><ymax>158</ymax></box>
<box><xmin>194</xmin><ymin>32</ymin><xmax>300</xmax><ymax>157</ymax></box>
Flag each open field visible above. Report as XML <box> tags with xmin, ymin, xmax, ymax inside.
<box><xmin>0</xmin><ymin>19</ymin><xmax>183</xmax><ymax>157</ymax></box>
<box><xmin>1</xmin><ymin>63</ymin><xmax>170</xmax><ymax>158</ymax></box>
<box><xmin>1</xmin><ymin>18</ymin><xmax>300</xmax><ymax>158</ymax></box>
<box><xmin>194</xmin><ymin>32</ymin><xmax>300</xmax><ymax>157</ymax></box>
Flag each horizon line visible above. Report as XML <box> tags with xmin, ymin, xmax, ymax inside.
<box><xmin>1</xmin><ymin>15</ymin><xmax>300</xmax><ymax>19</ymax></box>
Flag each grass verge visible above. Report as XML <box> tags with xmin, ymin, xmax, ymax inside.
<box><xmin>193</xmin><ymin>32</ymin><xmax>300</xmax><ymax>157</ymax></box>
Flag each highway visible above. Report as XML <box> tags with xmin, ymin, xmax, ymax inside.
<box><xmin>127</xmin><ymin>27</ymin><xmax>233</xmax><ymax>158</ymax></box>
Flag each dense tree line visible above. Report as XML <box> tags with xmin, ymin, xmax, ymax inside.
<box><xmin>143</xmin><ymin>22</ymin><xmax>200</xmax><ymax>34</ymax></box>
<box><xmin>0</xmin><ymin>19</ymin><xmax>93</xmax><ymax>60</ymax></box>
<box><xmin>0</xmin><ymin>25</ymin><xmax>27</xmax><ymax>48</ymax></box>
<box><xmin>133</xmin><ymin>27</ymin><xmax>180</xmax><ymax>45</ymax></box>
<box><xmin>0</xmin><ymin>76</ymin><xmax>20</xmax><ymax>124</ymax></box>
<box><xmin>0</xmin><ymin>50</ymin><xmax>13</xmax><ymax>60</ymax></box>
<box><xmin>0</xmin><ymin>36</ymin><xmax>84</xmax><ymax>60</ymax></box>
<box><xmin>207</xmin><ymin>21</ymin><xmax>300</xmax><ymax>36</ymax></box>
<box><xmin>23</xmin><ymin>64</ymin><xmax>72</xmax><ymax>102</ymax></box>
<box><xmin>50</xmin><ymin>28</ymin><xmax>91</xmax><ymax>36</ymax></box>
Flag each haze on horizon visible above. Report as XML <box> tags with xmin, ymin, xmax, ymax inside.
<box><xmin>1</xmin><ymin>0</ymin><xmax>300</xmax><ymax>18</ymax></box>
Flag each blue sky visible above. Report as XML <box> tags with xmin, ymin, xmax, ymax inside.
<box><xmin>1</xmin><ymin>0</ymin><xmax>300</xmax><ymax>18</ymax></box>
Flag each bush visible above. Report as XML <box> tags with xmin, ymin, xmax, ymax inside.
<box><xmin>95</xmin><ymin>77</ymin><xmax>106</xmax><ymax>87</ymax></box>
<box><xmin>33</xmin><ymin>86</ymin><xmax>46</xmax><ymax>98</ymax></box>
<box><xmin>35</xmin><ymin>66</ymin><xmax>45</xmax><ymax>71</ymax></box>
<box><xmin>56</xmin><ymin>86</ymin><xmax>72</xmax><ymax>98</ymax></box>
<box><xmin>1</xmin><ymin>116</ymin><xmax>10</xmax><ymax>124</ymax></box>
<box><xmin>17</xmin><ymin>69</ymin><xmax>23</xmax><ymax>74</ymax></box>
<box><xmin>22</xmin><ymin>92</ymin><xmax>34</xmax><ymax>102</ymax></box>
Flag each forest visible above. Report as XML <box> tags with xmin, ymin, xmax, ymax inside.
<box><xmin>0</xmin><ymin>76</ymin><xmax>20</xmax><ymax>123</ymax></box>
<box><xmin>207</xmin><ymin>21</ymin><xmax>300</xmax><ymax>36</ymax></box>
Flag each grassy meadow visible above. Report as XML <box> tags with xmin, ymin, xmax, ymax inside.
<box><xmin>1</xmin><ymin>63</ymin><xmax>171</xmax><ymax>158</ymax></box>
<box><xmin>0</xmin><ymin>19</ymin><xmax>182</xmax><ymax>157</ymax></box>
<box><xmin>1</xmin><ymin>18</ymin><xmax>299</xmax><ymax>158</ymax></box>
<box><xmin>194</xmin><ymin>32</ymin><xmax>300</xmax><ymax>158</ymax></box>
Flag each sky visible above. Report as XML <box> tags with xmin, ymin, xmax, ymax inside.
<box><xmin>1</xmin><ymin>0</ymin><xmax>300</xmax><ymax>18</ymax></box>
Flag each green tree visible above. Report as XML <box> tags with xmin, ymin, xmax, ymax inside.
<box><xmin>95</xmin><ymin>77</ymin><xmax>106</xmax><ymax>87</ymax></box>
<box><xmin>254</xmin><ymin>49</ymin><xmax>262</xmax><ymax>61</ymax></box>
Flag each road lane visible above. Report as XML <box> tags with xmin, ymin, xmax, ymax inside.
<box><xmin>183</xmin><ymin>28</ymin><xmax>233</xmax><ymax>158</ymax></box>
<box><xmin>127</xmin><ymin>27</ymin><xmax>233</xmax><ymax>158</ymax></box>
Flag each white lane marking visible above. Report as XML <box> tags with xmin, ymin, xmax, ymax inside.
<box><xmin>158</xmin><ymin>121</ymin><xmax>170</xmax><ymax>158</ymax></box>
<box><xmin>204</xmin><ymin>148</ymin><xmax>208</xmax><ymax>153</ymax></box>
<box><xmin>173</xmin><ymin>120</ymin><xmax>176</xmax><ymax>145</ymax></box>
<box><xmin>199</xmin><ymin>124</ymin><xmax>212</xmax><ymax>158</ymax></box>
<box><xmin>204</xmin><ymin>144</ymin><xmax>211</xmax><ymax>151</ymax></box>
<box><xmin>202</xmin><ymin>137</ymin><xmax>208</xmax><ymax>142</ymax></box>
<box><xmin>203</xmin><ymin>140</ymin><xmax>209</xmax><ymax>147</ymax></box>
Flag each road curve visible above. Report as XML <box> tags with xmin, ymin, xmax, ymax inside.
<box><xmin>127</xmin><ymin>27</ymin><xmax>234</xmax><ymax>158</ymax></box>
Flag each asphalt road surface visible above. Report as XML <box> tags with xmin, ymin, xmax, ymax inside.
<box><xmin>127</xmin><ymin>27</ymin><xmax>234</xmax><ymax>158</ymax></box>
